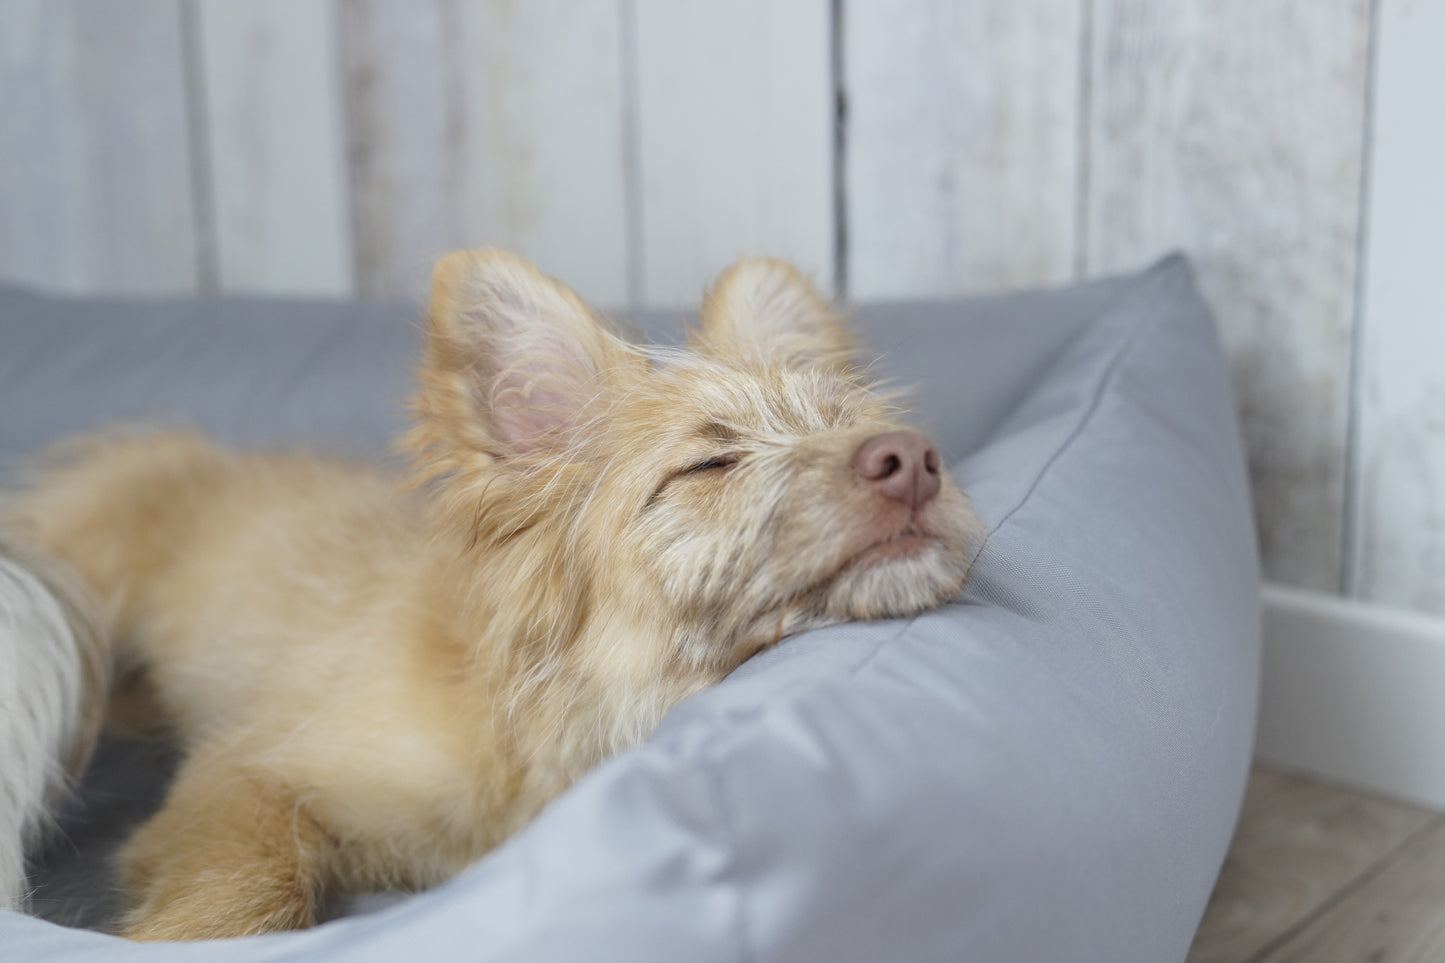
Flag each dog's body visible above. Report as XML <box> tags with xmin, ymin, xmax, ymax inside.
<box><xmin>1</xmin><ymin>251</ymin><xmax>980</xmax><ymax>940</ymax></box>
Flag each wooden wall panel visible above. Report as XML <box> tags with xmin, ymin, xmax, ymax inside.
<box><xmin>1350</xmin><ymin>0</ymin><xmax>1445</xmax><ymax>614</ymax></box>
<box><xmin>342</xmin><ymin>0</ymin><xmax>630</xmax><ymax>307</ymax></box>
<box><xmin>0</xmin><ymin>0</ymin><xmax>197</xmax><ymax>294</ymax></box>
<box><xmin>631</xmin><ymin>0</ymin><xmax>834</xmax><ymax>306</ymax></box>
<box><xmin>1085</xmin><ymin>0</ymin><xmax>1372</xmax><ymax>592</ymax></box>
<box><xmin>845</xmin><ymin>0</ymin><xmax>1082</xmax><ymax>299</ymax></box>
<box><xmin>193</xmin><ymin>0</ymin><xmax>354</xmax><ymax>296</ymax></box>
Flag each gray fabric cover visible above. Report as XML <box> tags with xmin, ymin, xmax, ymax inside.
<box><xmin>0</xmin><ymin>256</ymin><xmax>1260</xmax><ymax>961</ymax></box>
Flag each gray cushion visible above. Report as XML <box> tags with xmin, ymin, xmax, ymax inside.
<box><xmin>0</xmin><ymin>256</ymin><xmax>1260</xmax><ymax>961</ymax></box>
<box><xmin>0</xmin><ymin>292</ymin><xmax>417</xmax><ymax>478</ymax></box>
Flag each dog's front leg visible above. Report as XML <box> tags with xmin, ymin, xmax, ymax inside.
<box><xmin>117</xmin><ymin>746</ymin><xmax>331</xmax><ymax>941</ymax></box>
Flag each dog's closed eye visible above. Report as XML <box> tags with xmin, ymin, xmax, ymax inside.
<box><xmin>645</xmin><ymin>454</ymin><xmax>742</xmax><ymax>510</ymax></box>
<box><xmin>684</xmin><ymin>454</ymin><xmax>740</xmax><ymax>474</ymax></box>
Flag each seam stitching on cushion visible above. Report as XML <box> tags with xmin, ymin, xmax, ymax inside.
<box><xmin>952</xmin><ymin>271</ymin><xmax>1154</xmax><ymax>578</ymax></box>
<box><xmin>972</xmin><ymin>269</ymin><xmax>1179</xmax><ymax>559</ymax></box>
<box><xmin>964</xmin><ymin>268</ymin><xmax>1146</xmax><ymax>459</ymax></box>
<box><xmin>847</xmin><ymin>612</ymin><xmax>923</xmax><ymax>678</ymax></box>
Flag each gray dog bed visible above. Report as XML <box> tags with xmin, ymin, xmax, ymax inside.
<box><xmin>0</xmin><ymin>256</ymin><xmax>1259</xmax><ymax>961</ymax></box>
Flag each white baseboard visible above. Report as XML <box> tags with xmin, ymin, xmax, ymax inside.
<box><xmin>1257</xmin><ymin>584</ymin><xmax>1445</xmax><ymax>810</ymax></box>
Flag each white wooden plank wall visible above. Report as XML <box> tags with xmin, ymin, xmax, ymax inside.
<box><xmin>193</xmin><ymin>0</ymin><xmax>354</xmax><ymax>296</ymax></box>
<box><xmin>630</xmin><ymin>0</ymin><xmax>834</xmax><ymax>307</ymax></box>
<box><xmin>0</xmin><ymin>0</ymin><xmax>197</xmax><ymax>294</ymax></box>
<box><xmin>340</xmin><ymin>0</ymin><xmax>465</xmax><ymax>302</ymax></box>
<box><xmin>845</xmin><ymin>0</ymin><xmax>1081</xmax><ymax>298</ymax></box>
<box><xmin>1</xmin><ymin>0</ymin><xmax>1443</xmax><ymax>616</ymax></box>
<box><xmin>1350</xmin><ymin>0</ymin><xmax>1445</xmax><ymax>614</ymax></box>
<box><xmin>1084</xmin><ymin>0</ymin><xmax>1372</xmax><ymax>594</ymax></box>
<box><xmin>343</xmin><ymin>0</ymin><xmax>630</xmax><ymax>306</ymax></box>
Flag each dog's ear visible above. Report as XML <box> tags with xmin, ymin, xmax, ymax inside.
<box><xmin>694</xmin><ymin>258</ymin><xmax>858</xmax><ymax>372</ymax></box>
<box><xmin>414</xmin><ymin>248</ymin><xmax>639</xmax><ymax>459</ymax></box>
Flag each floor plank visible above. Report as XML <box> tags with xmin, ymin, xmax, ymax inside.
<box><xmin>1259</xmin><ymin>815</ymin><xmax>1445</xmax><ymax>963</ymax></box>
<box><xmin>1187</xmin><ymin>767</ymin><xmax>1436</xmax><ymax>963</ymax></box>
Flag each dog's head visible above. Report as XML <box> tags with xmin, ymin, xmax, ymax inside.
<box><xmin>409</xmin><ymin>249</ymin><xmax>981</xmax><ymax>674</ymax></box>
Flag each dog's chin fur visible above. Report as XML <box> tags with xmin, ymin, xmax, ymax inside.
<box><xmin>2</xmin><ymin>249</ymin><xmax>982</xmax><ymax>941</ymax></box>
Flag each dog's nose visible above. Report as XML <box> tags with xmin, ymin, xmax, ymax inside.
<box><xmin>851</xmin><ymin>430</ymin><xmax>942</xmax><ymax>510</ymax></box>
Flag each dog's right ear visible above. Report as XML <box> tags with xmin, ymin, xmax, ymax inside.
<box><xmin>694</xmin><ymin>257</ymin><xmax>859</xmax><ymax>374</ymax></box>
<box><xmin>410</xmin><ymin>249</ymin><xmax>640</xmax><ymax>465</ymax></box>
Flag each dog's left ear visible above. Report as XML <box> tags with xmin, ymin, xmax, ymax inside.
<box><xmin>694</xmin><ymin>258</ymin><xmax>859</xmax><ymax>373</ymax></box>
<box><xmin>412</xmin><ymin>248</ymin><xmax>641</xmax><ymax>463</ymax></box>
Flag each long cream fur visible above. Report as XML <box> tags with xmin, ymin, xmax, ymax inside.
<box><xmin>0</xmin><ymin>534</ymin><xmax>106</xmax><ymax>911</ymax></box>
<box><xmin>0</xmin><ymin>250</ymin><xmax>982</xmax><ymax>940</ymax></box>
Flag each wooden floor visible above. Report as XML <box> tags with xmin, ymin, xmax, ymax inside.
<box><xmin>1187</xmin><ymin>765</ymin><xmax>1445</xmax><ymax>963</ymax></box>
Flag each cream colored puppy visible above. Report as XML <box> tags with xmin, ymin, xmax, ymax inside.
<box><xmin>4</xmin><ymin>250</ymin><xmax>981</xmax><ymax>940</ymax></box>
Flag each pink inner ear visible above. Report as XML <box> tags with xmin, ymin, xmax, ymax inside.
<box><xmin>489</xmin><ymin>363</ymin><xmax>585</xmax><ymax>451</ymax></box>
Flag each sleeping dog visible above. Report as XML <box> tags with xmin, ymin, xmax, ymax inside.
<box><xmin>1</xmin><ymin>250</ymin><xmax>980</xmax><ymax>939</ymax></box>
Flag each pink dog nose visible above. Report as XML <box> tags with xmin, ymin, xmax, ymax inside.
<box><xmin>852</xmin><ymin>430</ymin><xmax>942</xmax><ymax>510</ymax></box>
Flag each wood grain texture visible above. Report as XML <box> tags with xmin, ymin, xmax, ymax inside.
<box><xmin>1349</xmin><ymin>0</ymin><xmax>1445</xmax><ymax>615</ymax></box>
<box><xmin>845</xmin><ymin>0</ymin><xmax>1082</xmax><ymax>299</ymax></box>
<box><xmin>193</xmin><ymin>0</ymin><xmax>354</xmax><ymax>296</ymax></box>
<box><xmin>1260</xmin><ymin>815</ymin><xmax>1445</xmax><ymax>963</ymax></box>
<box><xmin>631</xmin><ymin>0</ymin><xmax>833</xmax><ymax>306</ymax></box>
<box><xmin>0</xmin><ymin>0</ymin><xmax>197</xmax><ymax>294</ymax></box>
<box><xmin>342</xmin><ymin>0</ymin><xmax>629</xmax><ymax>306</ymax></box>
<box><xmin>1085</xmin><ymin>0</ymin><xmax>1372</xmax><ymax>592</ymax></box>
<box><xmin>1187</xmin><ymin>767</ymin><xmax>1435</xmax><ymax>963</ymax></box>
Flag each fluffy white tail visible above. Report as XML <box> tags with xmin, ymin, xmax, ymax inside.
<box><xmin>0</xmin><ymin>537</ymin><xmax>106</xmax><ymax>911</ymax></box>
